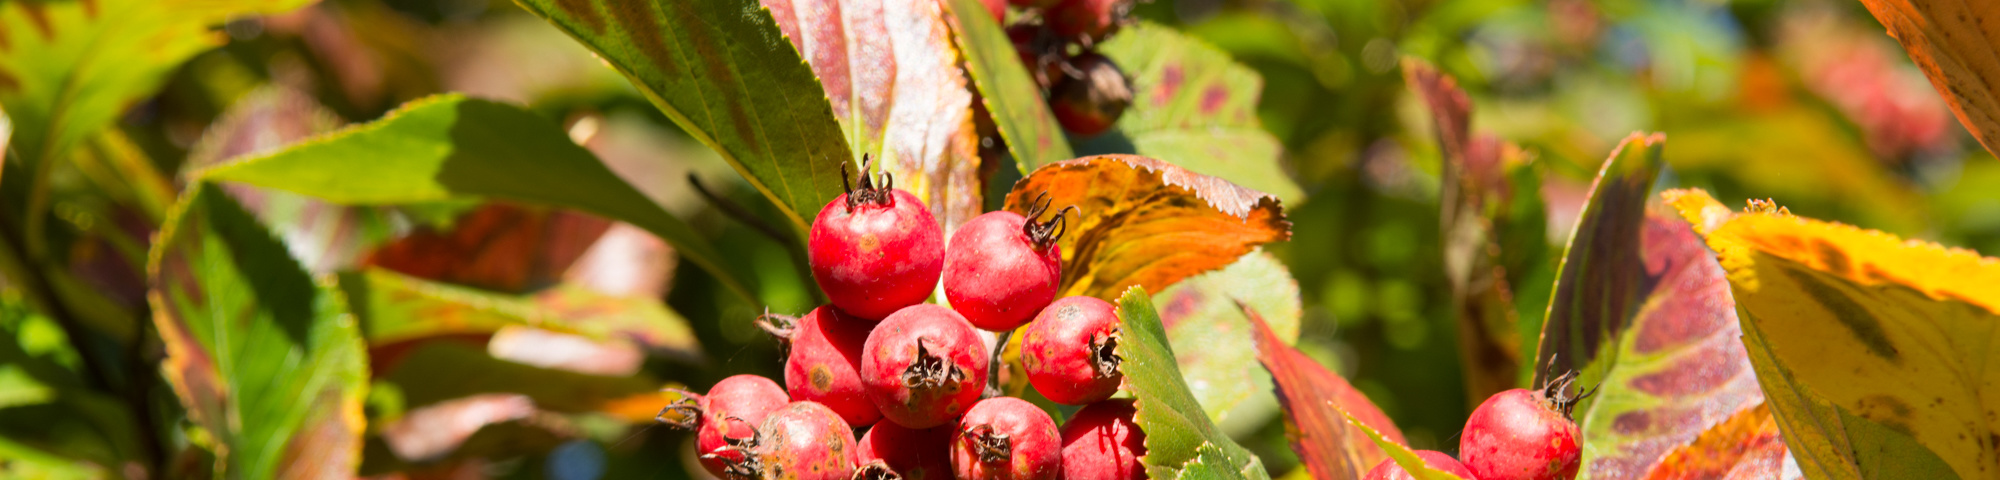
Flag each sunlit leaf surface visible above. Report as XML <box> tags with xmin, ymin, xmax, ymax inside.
<box><xmin>1638</xmin><ymin>404</ymin><xmax>1799</xmax><ymax>480</ymax></box>
<box><xmin>1003</xmin><ymin>155</ymin><xmax>1290</xmax><ymax>301</ymax></box>
<box><xmin>1114</xmin><ymin>287</ymin><xmax>1270</xmax><ymax>480</ymax></box>
<box><xmin>1535</xmin><ymin>132</ymin><xmax>1664</xmax><ymax>390</ymax></box>
<box><xmin>148</xmin><ymin>183</ymin><xmax>367</xmax><ymax>479</ymax></box>
<box><xmin>1669</xmin><ymin>188</ymin><xmax>1996</xmax><ymax>480</ymax></box>
<box><xmin>1855</xmin><ymin>0</ymin><xmax>2000</xmax><ymax>158</ymax></box>
<box><xmin>512</xmin><ymin>0</ymin><xmax>851</xmax><ymax>232</ymax></box>
<box><xmin>1155</xmin><ymin>250</ymin><xmax>1298</xmax><ymax>428</ymax></box>
<box><xmin>1252</xmin><ymin>293</ymin><xmax>1403</xmax><ymax>479</ymax></box>
<box><xmin>938</xmin><ymin>0</ymin><xmax>1074</xmax><ymax>169</ymax></box>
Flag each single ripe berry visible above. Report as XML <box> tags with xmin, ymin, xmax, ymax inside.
<box><xmin>952</xmin><ymin>397</ymin><xmax>1062</xmax><ymax>480</ymax></box>
<box><xmin>656</xmin><ymin>375</ymin><xmax>789</xmax><ymax>479</ymax></box>
<box><xmin>1022</xmin><ymin>296</ymin><xmax>1123</xmax><ymax>405</ymax></box>
<box><xmin>861</xmin><ymin>304</ymin><xmax>990</xmax><ymax>428</ymax></box>
<box><xmin>1459</xmin><ymin>374</ymin><xmax>1588</xmax><ymax>480</ymax></box>
<box><xmin>1009</xmin><ymin>25</ymin><xmax>1065</xmax><ymax>90</ymax></box>
<box><xmin>767</xmin><ymin>306</ymin><xmax>881</xmax><ymax>427</ymax></box>
<box><xmin>1363</xmin><ymin>450</ymin><xmax>1477</xmax><ymax>480</ymax></box>
<box><xmin>858</xmin><ymin>422</ymin><xmax>955</xmax><ymax>480</ymax></box>
<box><xmin>1046</xmin><ymin>0</ymin><xmax>1130</xmax><ymax>43</ymax></box>
<box><xmin>942</xmin><ymin>198</ymin><xmax>1071</xmax><ymax>331</ymax></box>
<box><xmin>809</xmin><ymin>155</ymin><xmax>946</xmax><ymax>320</ymax></box>
<box><xmin>1059</xmin><ymin>399</ymin><xmax>1146</xmax><ymax>480</ymax></box>
<box><xmin>752</xmin><ymin>401</ymin><xmax>859</xmax><ymax>480</ymax></box>
<box><xmin>1048</xmin><ymin>52</ymin><xmax>1131</xmax><ymax>137</ymax></box>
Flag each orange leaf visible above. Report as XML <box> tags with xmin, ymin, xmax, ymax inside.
<box><xmin>1640</xmin><ymin>403</ymin><xmax>1798</xmax><ymax>480</ymax></box>
<box><xmin>1002</xmin><ymin>154</ymin><xmax>1291</xmax><ymax>300</ymax></box>
<box><xmin>1856</xmin><ymin>0</ymin><xmax>2000</xmax><ymax>157</ymax></box>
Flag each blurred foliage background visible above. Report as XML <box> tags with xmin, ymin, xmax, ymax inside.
<box><xmin>9</xmin><ymin>0</ymin><xmax>1994</xmax><ymax>477</ymax></box>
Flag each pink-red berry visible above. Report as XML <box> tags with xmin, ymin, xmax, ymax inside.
<box><xmin>952</xmin><ymin>397</ymin><xmax>1062</xmax><ymax>480</ymax></box>
<box><xmin>1022</xmin><ymin>296</ymin><xmax>1123</xmax><ymax>405</ymax></box>
<box><xmin>658</xmin><ymin>375</ymin><xmax>789</xmax><ymax>479</ymax></box>
<box><xmin>752</xmin><ymin>401</ymin><xmax>859</xmax><ymax>480</ymax></box>
<box><xmin>1045</xmin><ymin>0</ymin><xmax>1130</xmax><ymax>43</ymax></box>
<box><xmin>942</xmin><ymin>201</ymin><xmax>1070</xmax><ymax>332</ymax></box>
<box><xmin>861</xmin><ymin>304</ymin><xmax>991</xmax><ymax>428</ymax></box>
<box><xmin>1459</xmin><ymin>376</ymin><xmax>1586</xmax><ymax>480</ymax></box>
<box><xmin>1048</xmin><ymin>52</ymin><xmax>1131</xmax><ymax>137</ymax></box>
<box><xmin>809</xmin><ymin>156</ymin><xmax>945</xmax><ymax>320</ymax></box>
<box><xmin>1363</xmin><ymin>450</ymin><xmax>1478</xmax><ymax>480</ymax></box>
<box><xmin>858</xmin><ymin>422</ymin><xmax>955</xmax><ymax>480</ymax></box>
<box><xmin>770</xmin><ymin>306</ymin><xmax>881</xmax><ymax>427</ymax></box>
<box><xmin>1059</xmin><ymin>400</ymin><xmax>1145</xmax><ymax>480</ymax></box>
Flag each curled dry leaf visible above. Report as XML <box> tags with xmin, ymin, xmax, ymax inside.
<box><xmin>1248</xmin><ymin>298</ymin><xmax>1402</xmax><ymax>479</ymax></box>
<box><xmin>1003</xmin><ymin>155</ymin><xmax>1290</xmax><ymax>300</ymax></box>
<box><xmin>762</xmin><ymin>0</ymin><xmax>986</xmax><ymax>233</ymax></box>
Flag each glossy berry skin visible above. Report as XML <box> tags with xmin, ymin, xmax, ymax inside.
<box><xmin>784</xmin><ymin>306</ymin><xmax>881</xmax><ymax>426</ymax></box>
<box><xmin>674</xmin><ymin>375</ymin><xmax>788</xmax><ymax>479</ymax></box>
<box><xmin>809</xmin><ymin>187</ymin><xmax>944</xmax><ymax>320</ymax></box>
<box><xmin>943</xmin><ymin>211</ymin><xmax>1063</xmax><ymax>331</ymax></box>
<box><xmin>861</xmin><ymin>304</ymin><xmax>990</xmax><ymax>428</ymax></box>
<box><xmin>1049</xmin><ymin>52</ymin><xmax>1131</xmax><ymax>137</ymax></box>
<box><xmin>1046</xmin><ymin>0</ymin><xmax>1128</xmax><ymax>42</ymax></box>
<box><xmin>1460</xmin><ymin>388</ymin><xmax>1582</xmax><ymax>480</ymax></box>
<box><xmin>858</xmin><ymin>422</ymin><xmax>955</xmax><ymax>480</ymax></box>
<box><xmin>754</xmin><ymin>401</ymin><xmax>859</xmax><ymax>480</ymax></box>
<box><xmin>1059</xmin><ymin>400</ymin><xmax>1145</xmax><ymax>480</ymax></box>
<box><xmin>952</xmin><ymin>397</ymin><xmax>1062</xmax><ymax>480</ymax></box>
<box><xmin>1363</xmin><ymin>450</ymin><xmax>1478</xmax><ymax>480</ymax></box>
<box><xmin>1022</xmin><ymin>296</ymin><xmax>1122</xmax><ymax>405</ymax></box>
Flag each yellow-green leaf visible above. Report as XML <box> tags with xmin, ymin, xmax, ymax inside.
<box><xmin>1667</xmin><ymin>188</ymin><xmax>1996</xmax><ymax>480</ymax></box>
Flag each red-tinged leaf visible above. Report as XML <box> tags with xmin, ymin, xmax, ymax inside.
<box><xmin>148</xmin><ymin>183</ymin><xmax>367</xmax><ymax>479</ymax></box>
<box><xmin>1640</xmin><ymin>403</ymin><xmax>1799</xmax><ymax>480</ymax></box>
<box><xmin>1854</xmin><ymin>0</ymin><xmax>2000</xmax><ymax>158</ymax></box>
<box><xmin>1534</xmin><ymin>132</ymin><xmax>1664</xmax><ymax>388</ymax></box>
<box><xmin>378</xmin><ymin>394</ymin><xmax>538</xmax><ymax>462</ymax></box>
<box><xmin>762</xmin><ymin>0</ymin><xmax>986</xmax><ymax>233</ymax></box>
<box><xmin>1250</xmin><ymin>298</ymin><xmax>1402</xmax><ymax>479</ymax></box>
<box><xmin>1575</xmin><ymin>211</ymin><xmax>1767</xmax><ymax>479</ymax></box>
<box><xmin>1338</xmin><ymin>408</ymin><xmax>1466</xmax><ymax>480</ymax></box>
<box><xmin>1404</xmin><ymin>59</ymin><xmax>1548</xmax><ymax>403</ymax></box>
<box><xmin>1002</xmin><ymin>155</ymin><xmax>1291</xmax><ymax>300</ymax></box>
<box><xmin>364</xmin><ymin>203</ymin><xmax>609</xmax><ymax>294</ymax></box>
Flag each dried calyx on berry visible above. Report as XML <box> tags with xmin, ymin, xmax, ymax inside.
<box><xmin>696</xmin><ymin>416</ymin><xmax>765</xmax><ymax>480</ymax></box>
<box><xmin>1540</xmin><ymin>370</ymin><xmax>1599</xmax><ymax>418</ymax></box>
<box><xmin>854</xmin><ymin>461</ymin><xmax>902</xmax><ymax>480</ymax></box>
<box><xmin>901</xmin><ymin>339</ymin><xmax>969</xmax><ymax>390</ymax></box>
<box><xmin>1088</xmin><ymin>329</ymin><xmax>1121</xmax><ymax>378</ymax></box>
<box><xmin>842</xmin><ymin>154</ymin><xmax>897</xmax><ymax>212</ymax></box>
<box><xmin>1019</xmin><ymin>192</ymin><xmax>1078</xmax><ymax>252</ymax></box>
<box><xmin>654</xmin><ymin>393</ymin><xmax>704</xmax><ymax>429</ymax></box>
<box><xmin>756</xmin><ymin>309</ymin><xmax>799</xmax><ymax>352</ymax></box>
<box><xmin>965</xmin><ymin>424</ymin><xmax>1015</xmax><ymax>464</ymax></box>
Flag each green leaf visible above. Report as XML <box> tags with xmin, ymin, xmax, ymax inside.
<box><xmin>1077</xmin><ymin>23</ymin><xmax>1304</xmax><ymax>205</ymax></box>
<box><xmin>148</xmin><ymin>183</ymin><xmax>369</xmax><ymax>479</ymax></box>
<box><xmin>762</xmin><ymin>0</ymin><xmax>987</xmax><ymax>231</ymax></box>
<box><xmin>0</xmin><ymin>294</ymin><xmax>143</xmax><ymax>472</ymax></box>
<box><xmin>511</xmin><ymin>0</ymin><xmax>851</xmax><ymax>232</ymax></box>
<box><xmin>1533</xmin><ymin>132</ymin><xmax>1664</xmax><ymax>392</ymax></box>
<box><xmin>340</xmin><ymin>268</ymin><xmax>701</xmax><ymax>359</ymax></box>
<box><xmin>939</xmin><ymin>0</ymin><xmax>1075</xmax><ymax>169</ymax></box>
<box><xmin>1114</xmin><ymin>287</ymin><xmax>1269</xmax><ymax>480</ymax></box>
<box><xmin>1153</xmin><ymin>250</ymin><xmax>1298</xmax><ymax>429</ymax></box>
<box><xmin>194</xmin><ymin>94</ymin><xmax>755</xmax><ymax>304</ymax></box>
<box><xmin>0</xmin><ymin>0</ymin><xmax>311</xmax><ymax>168</ymax></box>
<box><xmin>1340</xmin><ymin>408</ymin><xmax>1468</xmax><ymax>480</ymax></box>
<box><xmin>1574</xmin><ymin>212</ymin><xmax>1767</xmax><ymax>478</ymax></box>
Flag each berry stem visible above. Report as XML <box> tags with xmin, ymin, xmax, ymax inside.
<box><xmin>654</xmin><ymin>393</ymin><xmax>702</xmax><ymax>429</ymax></box>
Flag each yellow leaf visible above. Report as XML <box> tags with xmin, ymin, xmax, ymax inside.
<box><xmin>1856</xmin><ymin>0</ymin><xmax>2000</xmax><ymax>158</ymax></box>
<box><xmin>1665</xmin><ymin>189</ymin><xmax>1997</xmax><ymax>480</ymax></box>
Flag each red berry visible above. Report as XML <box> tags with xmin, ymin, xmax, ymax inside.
<box><xmin>952</xmin><ymin>397</ymin><xmax>1062</xmax><ymax>480</ymax></box>
<box><xmin>861</xmin><ymin>304</ymin><xmax>990</xmax><ymax>428</ymax></box>
<box><xmin>858</xmin><ymin>422</ymin><xmax>955</xmax><ymax>480</ymax></box>
<box><xmin>1046</xmin><ymin>0</ymin><xmax>1130</xmax><ymax>43</ymax></box>
<box><xmin>809</xmin><ymin>156</ymin><xmax>945</xmax><ymax>320</ymax></box>
<box><xmin>1022</xmin><ymin>296</ymin><xmax>1123</xmax><ymax>405</ymax></box>
<box><xmin>1009</xmin><ymin>25</ymin><xmax>1065</xmax><ymax>90</ymax></box>
<box><xmin>942</xmin><ymin>201</ymin><xmax>1070</xmax><ymax>331</ymax></box>
<box><xmin>1059</xmin><ymin>400</ymin><xmax>1145</xmax><ymax>480</ymax></box>
<box><xmin>1363</xmin><ymin>450</ymin><xmax>1477</xmax><ymax>480</ymax></box>
<box><xmin>1459</xmin><ymin>379</ymin><xmax>1585</xmax><ymax>480</ymax></box>
<box><xmin>751</xmin><ymin>401</ymin><xmax>859</xmax><ymax>480</ymax></box>
<box><xmin>979</xmin><ymin>0</ymin><xmax>1007</xmax><ymax>22</ymax></box>
<box><xmin>770</xmin><ymin>306</ymin><xmax>882</xmax><ymax>427</ymax></box>
<box><xmin>657</xmin><ymin>375</ymin><xmax>789</xmax><ymax>479</ymax></box>
<box><xmin>1048</xmin><ymin>52</ymin><xmax>1131</xmax><ymax>137</ymax></box>
<box><xmin>1007</xmin><ymin>0</ymin><xmax>1057</xmax><ymax>8</ymax></box>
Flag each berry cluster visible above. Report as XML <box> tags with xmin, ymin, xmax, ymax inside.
<box><xmin>1366</xmin><ymin>374</ymin><xmax>1593</xmax><ymax>480</ymax></box>
<box><xmin>982</xmin><ymin>0</ymin><xmax>1136</xmax><ymax>136</ymax></box>
<box><xmin>664</xmin><ymin>158</ymin><xmax>1144</xmax><ymax>480</ymax></box>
